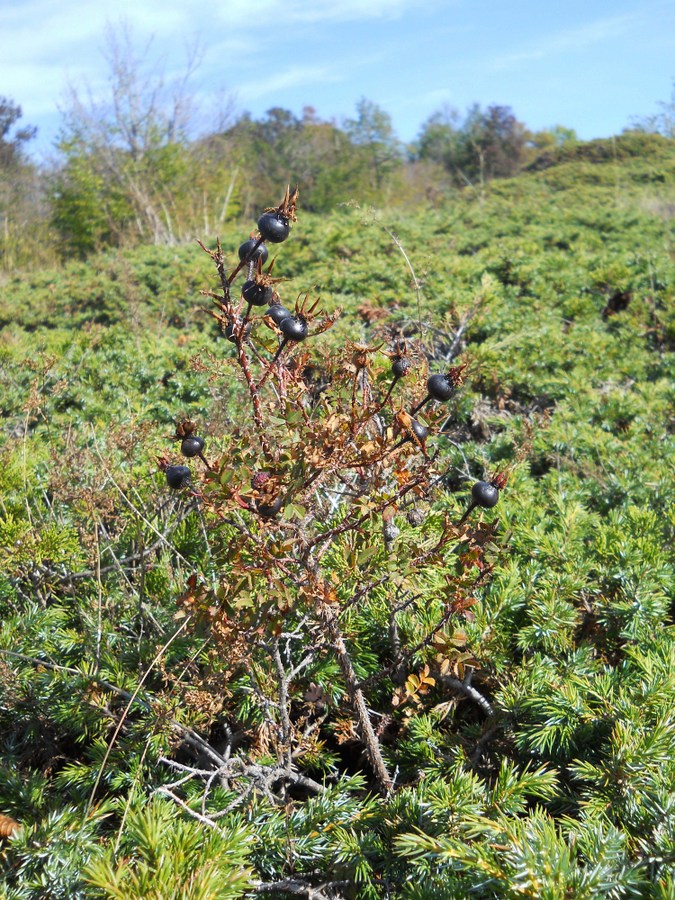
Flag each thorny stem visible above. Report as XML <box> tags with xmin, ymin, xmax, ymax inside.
<box><xmin>458</xmin><ymin>501</ymin><xmax>477</xmax><ymax>525</ymax></box>
<box><xmin>227</xmin><ymin>235</ymin><xmax>264</xmax><ymax>286</ymax></box>
<box><xmin>233</xmin><ymin>333</ymin><xmax>274</xmax><ymax>462</ymax></box>
<box><xmin>350</xmin><ymin>370</ymin><xmax>360</xmax><ymax>433</ymax></box>
<box><xmin>199</xmin><ymin>237</ymin><xmax>274</xmax><ymax>462</ymax></box>
<box><xmin>411</xmin><ymin>393</ymin><xmax>432</xmax><ymax>416</ymax></box>
<box><xmin>318</xmin><ymin>602</ymin><xmax>393</xmax><ymax>794</ymax></box>
<box><xmin>350</xmin><ymin>368</ymin><xmax>371</xmax><ymax>434</ymax></box>
<box><xmin>271</xmin><ymin>638</ymin><xmax>294</xmax><ymax>769</ymax></box>
<box><xmin>197</xmin><ymin>238</ymin><xmax>231</xmax><ymax>301</ymax></box>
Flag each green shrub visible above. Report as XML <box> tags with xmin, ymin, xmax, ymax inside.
<box><xmin>0</xmin><ymin>142</ymin><xmax>673</xmax><ymax>897</ymax></box>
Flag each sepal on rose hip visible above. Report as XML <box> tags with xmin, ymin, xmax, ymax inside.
<box><xmin>257</xmin><ymin>186</ymin><xmax>299</xmax><ymax>244</ymax></box>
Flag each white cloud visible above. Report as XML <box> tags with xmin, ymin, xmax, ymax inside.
<box><xmin>0</xmin><ymin>0</ymin><xmax>425</xmax><ymax>112</ymax></box>
<box><xmin>0</xmin><ymin>1</ymin><xmax>197</xmax><ymax>64</ymax></box>
<box><xmin>213</xmin><ymin>0</ymin><xmax>422</xmax><ymax>26</ymax></box>
<box><xmin>493</xmin><ymin>13</ymin><xmax>638</xmax><ymax>70</ymax></box>
<box><xmin>238</xmin><ymin>64</ymin><xmax>344</xmax><ymax>101</ymax></box>
<box><xmin>273</xmin><ymin>0</ymin><xmax>411</xmax><ymax>23</ymax></box>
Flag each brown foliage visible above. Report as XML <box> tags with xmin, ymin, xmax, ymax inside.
<box><xmin>0</xmin><ymin>814</ymin><xmax>20</xmax><ymax>839</ymax></box>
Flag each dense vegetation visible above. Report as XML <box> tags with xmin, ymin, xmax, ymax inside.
<box><xmin>0</xmin><ymin>131</ymin><xmax>673</xmax><ymax>898</ymax></box>
<box><xmin>1</xmin><ymin>33</ymin><xmax>584</xmax><ymax>275</ymax></box>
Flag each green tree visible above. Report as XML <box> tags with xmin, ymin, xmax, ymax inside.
<box><xmin>0</xmin><ymin>97</ymin><xmax>51</xmax><ymax>271</ymax></box>
<box><xmin>460</xmin><ymin>103</ymin><xmax>528</xmax><ymax>182</ymax></box>
<box><xmin>628</xmin><ymin>80</ymin><xmax>675</xmax><ymax>137</ymax></box>
<box><xmin>52</xmin><ymin>23</ymin><xmax>239</xmax><ymax>255</ymax></box>
<box><xmin>0</xmin><ymin>97</ymin><xmax>37</xmax><ymax>168</ymax></box>
<box><xmin>417</xmin><ymin>103</ymin><xmax>530</xmax><ymax>185</ymax></box>
<box><xmin>225</xmin><ymin>104</ymin><xmax>389</xmax><ymax>214</ymax></box>
<box><xmin>226</xmin><ymin>108</ymin><xmax>303</xmax><ymax>215</ymax></box>
<box><xmin>343</xmin><ymin>96</ymin><xmax>404</xmax><ymax>194</ymax></box>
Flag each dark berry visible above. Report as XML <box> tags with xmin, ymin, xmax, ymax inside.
<box><xmin>256</xmin><ymin>496</ymin><xmax>283</xmax><ymax>518</ymax></box>
<box><xmin>238</xmin><ymin>239</ymin><xmax>268</xmax><ymax>264</ymax></box>
<box><xmin>427</xmin><ymin>373</ymin><xmax>455</xmax><ymax>402</ymax></box>
<box><xmin>410</xmin><ymin>419</ymin><xmax>428</xmax><ymax>443</ymax></box>
<box><xmin>242</xmin><ymin>279</ymin><xmax>273</xmax><ymax>306</ymax></box>
<box><xmin>471</xmin><ymin>481</ymin><xmax>499</xmax><ymax>508</ymax></box>
<box><xmin>392</xmin><ymin>357</ymin><xmax>412</xmax><ymax>379</ymax></box>
<box><xmin>165</xmin><ymin>465</ymin><xmax>191</xmax><ymax>489</ymax></box>
<box><xmin>267</xmin><ymin>302</ymin><xmax>292</xmax><ymax>325</ymax></box>
<box><xmin>181</xmin><ymin>435</ymin><xmax>205</xmax><ymax>458</ymax></box>
<box><xmin>257</xmin><ymin>211</ymin><xmax>290</xmax><ymax>244</ymax></box>
<box><xmin>279</xmin><ymin>315</ymin><xmax>308</xmax><ymax>342</ymax></box>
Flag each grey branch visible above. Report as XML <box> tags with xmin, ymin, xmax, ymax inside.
<box><xmin>440</xmin><ymin>674</ymin><xmax>494</xmax><ymax>717</ymax></box>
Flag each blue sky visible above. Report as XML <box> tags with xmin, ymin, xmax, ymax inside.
<box><xmin>1</xmin><ymin>0</ymin><xmax>673</xmax><ymax>159</ymax></box>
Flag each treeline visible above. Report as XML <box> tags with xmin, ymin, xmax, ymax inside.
<box><xmin>0</xmin><ymin>97</ymin><xmax>50</xmax><ymax>271</ymax></box>
<box><xmin>0</xmin><ymin>93</ymin><xmax>576</xmax><ymax>270</ymax></box>
<box><xmin>0</xmin><ymin>39</ymin><xmax>670</xmax><ymax>271</ymax></box>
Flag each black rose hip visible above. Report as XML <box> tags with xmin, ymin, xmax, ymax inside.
<box><xmin>165</xmin><ymin>465</ymin><xmax>191</xmax><ymax>489</ymax></box>
<box><xmin>471</xmin><ymin>480</ymin><xmax>499</xmax><ymax>508</ymax></box>
<box><xmin>257</xmin><ymin>211</ymin><xmax>290</xmax><ymax>244</ymax></box>
<box><xmin>181</xmin><ymin>435</ymin><xmax>205</xmax><ymax>458</ymax></box>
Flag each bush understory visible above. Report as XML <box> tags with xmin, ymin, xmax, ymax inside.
<box><xmin>0</xmin><ymin>144</ymin><xmax>673</xmax><ymax>898</ymax></box>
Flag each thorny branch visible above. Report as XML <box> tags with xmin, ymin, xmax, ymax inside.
<box><xmin>318</xmin><ymin>602</ymin><xmax>393</xmax><ymax>794</ymax></box>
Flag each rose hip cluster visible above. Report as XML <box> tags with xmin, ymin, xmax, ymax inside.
<box><xmin>162</xmin><ymin>189</ymin><xmax>504</xmax><ymax>522</ymax></box>
<box><xmin>163</xmin><ymin>420</ymin><xmax>207</xmax><ymax>490</ymax></box>
<box><xmin>384</xmin><ymin>342</ymin><xmax>505</xmax><ymax>517</ymax></box>
<box><xmin>233</xmin><ymin>189</ymin><xmax>310</xmax><ymax>351</ymax></box>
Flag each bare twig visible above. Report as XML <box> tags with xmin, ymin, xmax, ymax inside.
<box><xmin>271</xmin><ymin>638</ymin><xmax>294</xmax><ymax>768</ymax></box>
<box><xmin>254</xmin><ymin>878</ymin><xmax>349</xmax><ymax>899</ymax></box>
<box><xmin>439</xmin><ymin>674</ymin><xmax>494</xmax><ymax>717</ymax></box>
<box><xmin>154</xmin><ymin>787</ymin><xmax>221</xmax><ymax>828</ymax></box>
<box><xmin>318</xmin><ymin>603</ymin><xmax>392</xmax><ymax>795</ymax></box>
